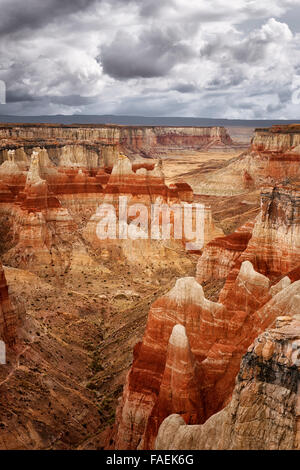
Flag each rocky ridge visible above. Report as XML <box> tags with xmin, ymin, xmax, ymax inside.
<box><xmin>194</xmin><ymin>125</ymin><xmax>300</xmax><ymax>195</ymax></box>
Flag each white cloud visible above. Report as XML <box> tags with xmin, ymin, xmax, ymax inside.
<box><xmin>0</xmin><ymin>0</ymin><xmax>300</xmax><ymax>118</ymax></box>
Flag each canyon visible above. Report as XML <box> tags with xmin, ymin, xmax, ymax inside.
<box><xmin>112</xmin><ymin>125</ymin><xmax>300</xmax><ymax>450</ymax></box>
<box><xmin>112</xmin><ymin>183</ymin><xmax>300</xmax><ymax>448</ymax></box>
<box><xmin>0</xmin><ymin>123</ymin><xmax>299</xmax><ymax>450</ymax></box>
<box><xmin>170</xmin><ymin>124</ymin><xmax>300</xmax><ymax>196</ymax></box>
<box><xmin>0</xmin><ymin>123</ymin><xmax>228</xmax><ymax>449</ymax></box>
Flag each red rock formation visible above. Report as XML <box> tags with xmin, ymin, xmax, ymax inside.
<box><xmin>113</xmin><ymin>181</ymin><xmax>300</xmax><ymax>450</ymax></box>
<box><xmin>215</xmin><ymin>181</ymin><xmax>300</xmax><ymax>306</ymax></box>
<box><xmin>0</xmin><ymin>124</ymin><xmax>233</xmax><ymax>159</ymax></box>
<box><xmin>196</xmin><ymin>221</ymin><xmax>253</xmax><ymax>284</ymax></box>
<box><xmin>1</xmin><ymin>150</ymin><xmax>78</xmax><ymax>273</ymax></box>
<box><xmin>114</xmin><ymin>263</ymin><xmax>300</xmax><ymax>449</ymax></box>
<box><xmin>156</xmin><ymin>314</ymin><xmax>300</xmax><ymax>450</ymax></box>
<box><xmin>150</xmin><ymin>325</ymin><xmax>203</xmax><ymax>430</ymax></box>
<box><xmin>196</xmin><ymin>125</ymin><xmax>300</xmax><ymax>196</ymax></box>
<box><xmin>247</xmin><ymin>182</ymin><xmax>300</xmax><ymax>277</ymax></box>
<box><xmin>0</xmin><ymin>263</ymin><xmax>17</xmax><ymax>346</ymax></box>
<box><xmin>83</xmin><ymin>153</ymin><xmax>222</xmax><ymax>263</ymax></box>
<box><xmin>113</xmin><ymin>277</ymin><xmax>226</xmax><ymax>449</ymax></box>
<box><xmin>0</xmin><ymin>144</ymin><xmax>222</xmax><ymax>274</ymax></box>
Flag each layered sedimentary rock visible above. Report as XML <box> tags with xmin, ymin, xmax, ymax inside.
<box><xmin>156</xmin><ymin>315</ymin><xmax>300</xmax><ymax>450</ymax></box>
<box><xmin>2</xmin><ymin>122</ymin><xmax>300</xmax><ymax>450</ymax></box>
<box><xmin>0</xmin><ymin>262</ymin><xmax>16</xmax><ymax>346</ymax></box>
<box><xmin>113</xmin><ymin>277</ymin><xmax>222</xmax><ymax>449</ymax></box>
<box><xmin>156</xmin><ymin>325</ymin><xmax>202</xmax><ymax>427</ymax></box>
<box><xmin>211</xmin><ymin>182</ymin><xmax>300</xmax><ymax>312</ymax></box>
<box><xmin>113</xmin><ymin>180</ymin><xmax>300</xmax><ymax>450</ymax></box>
<box><xmin>197</xmin><ymin>181</ymin><xmax>300</xmax><ymax>290</ymax></box>
<box><xmin>0</xmin><ymin>124</ymin><xmax>232</xmax><ymax>160</ymax></box>
<box><xmin>245</xmin><ymin>182</ymin><xmax>300</xmax><ymax>277</ymax></box>
<box><xmin>196</xmin><ymin>221</ymin><xmax>253</xmax><ymax>284</ymax></box>
<box><xmin>113</xmin><ymin>262</ymin><xmax>274</xmax><ymax>449</ymax></box>
<box><xmin>0</xmin><ymin>123</ymin><xmax>227</xmax><ymax>273</ymax></box>
<box><xmin>1</xmin><ymin>150</ymin><xmax>78</xmax><ymax>273</ymax></box>
<box><xmin>196</xmin><ymin>125</ymin><xmax>300</xmax><ymax>195</ymax></box>
<box><xmin>83</xmin><ymin>153</ymin><xmax>223</xmax><ymax>265</ymax></box>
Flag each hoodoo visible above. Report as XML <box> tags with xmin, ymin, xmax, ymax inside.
<box><xmin>113</xmin><ymin>180</ymin><xmax>300</xmax><ymax>449</ymax></box>
<box><xmin>156</xmin><ymin>315</ymin><xmax>300</xmax><ymax>450</ymax></box>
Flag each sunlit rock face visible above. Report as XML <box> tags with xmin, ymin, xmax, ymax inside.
<box><xmin>0</xmin><ymin>124</ymin><xmax>226</xmax><ymax>274</ymax></box>
<box><xmin>113</xmin><ymin>181</ymin><xmax>300</xmax><ymax>450</ymax></box>
<box><xmin>1</xmin><ymin>122</ymin><xmax>299</xmax><ymax>451</ymax></box>
<box><xmin>83</xmin><ymin>153</ymin><xmax>222</xmax><ymax>267</ymax></box>
<box><xmin>1</xmin><ymin>149</ymin><xmax>78</xmax><ymax>274</ymax></box>
<box><xmin>196</xmin><ymin>221</ymin><xmax>254</xmax><ymax>284</ymax></box>
<box><xmin>113</xmin><ymin>262</ymin><xmax>277</xmax><ymax>450</ymax></box>
<box><xmin>156</xmin><ymin>315</ymin><xmax>300</xmax><ymax>450</ymax></box>
<box><xmin>215</xmin><ymin>181</ymin><xmax>300</xmax><ymax>305</ymax></box>
<box><xmin>250</xmin><ymin>182</ymin><xmax>300</xmax><ymax>277</ymax></box>
<box><xmin>195</xmin><ymin>125</ymin><xmax>300</xmax><ymax>196</ymax></box>
<box><xmin>113</xmin><ymin>277</ymin><xmax>226</xmax><ymax>450</ymax></box>
<box><xmin>0</xmin><ymin>124</ymin><xmax>233</xmax><ymax>159</ymax></box>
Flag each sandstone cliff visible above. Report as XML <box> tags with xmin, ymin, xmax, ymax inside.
<box><xmin>0</xmin><ymin>124</ymin><xmax>232</xmax><ymax>163</ymax></box>
<box><xmin>156</xmin><ymin>314</ymin><xmax>300</xmax><ymax>450</ymax></box>
<box><xmin>113</xmin><ymin>181</ymin><xmax>300</xmax><ymax>450</ymax></box>
<box><xmin>195</xmin><ymin>125</ymin><xmax>300</xmax><ymax>195</ymax></box>
<box><xmin>0</xmin><ymin>262</ymin><xmax>16</xmax><ymax>346</ymax></box>
<box><xmin>0</xmin><ymin>141</ymin><xmax>221</xmax><ymax>274</ymax></box>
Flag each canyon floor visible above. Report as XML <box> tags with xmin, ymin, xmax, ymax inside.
<box><xmin>162</xmin><ymin>147</ymin><xmax>260</xmax><ymax>234</ymax></box>
<box><xmin>0</xmin><ymin>246</ymin><xmax>199</xmax><ymax>449</ymax></box>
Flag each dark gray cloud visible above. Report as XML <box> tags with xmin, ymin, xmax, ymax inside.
<box><xmin>0</xmin><ymin>0</ymin><xmax>97</xmax><ymax>36</ymax></box>
<box><xmin>172</xmin><ymin>83</ymin><xmax>198</xmax><ymax>94</ymax></box>
<box><xmin>6</xmin><ymin>90</ymin><xmax>37</xmax><ymax>103</ymax></box>
<box><xmin>138</xmin><ymin>0</ymin><xmax>174</xmax><ymax>18</ymax></box>
<box><xmin>5</xmin><ymin>92</ymin><xmax>93</xmax><ymax>106</ymax></box>
<box><xmin>100</xmin><ymin>28</ymin><xmax>193</xmax><ymax>79</ymax></box>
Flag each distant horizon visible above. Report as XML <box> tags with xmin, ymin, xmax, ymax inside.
<box><xmin>2</xmin><ymin>113</ymin><xmax>300</xmax><ymax>121</ymax></box>
<box><xmin>1</xmin><ymin>113</ymin><xmax>300</xmax><ymax>128</ymax></box>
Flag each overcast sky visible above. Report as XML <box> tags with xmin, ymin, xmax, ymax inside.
<box><xmin>0</xmin><ymin>0</ymin><xmax>300</xmax><ymax>118</ymax></box>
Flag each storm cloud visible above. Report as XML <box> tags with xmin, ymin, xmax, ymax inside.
<box><xmin>101</xmin><ymin>28</ymin><xmax>192</xmax><ymax>79</ymax></box>
<box><xmin>0</xmin><ymin>0</ymin><xmax>300</xmax><ymax>118</ymax></box>
<box><xmin>0</xmin><ymin>0</ymin><xmax>96</xmax><ymax>36</ymax></box>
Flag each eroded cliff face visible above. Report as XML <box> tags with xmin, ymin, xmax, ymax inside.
<box><xmin>195</xmin><ymin>125</ymin><xmax>300</xmax><ymax>196</ymax></box>
<box><xmin>0</xmin><ymin>141</ymin><xmax>224</xmax><ymax>277</ymax></box>
<box><xmin>0</xmin><ymin>124</ymin><xmax>232</xmax><ymax>161</ymax></box>
<box><xmin>113</xmin><ymin>181</ymin><xmax>300</xmax><ymax>450</ymax></box>
<box><xmin>156</xmin><ymin>315</ymin><xmax>300</xmax><ymax>450</ymax></box>
<box><xmin>0</xmin><ymin>262</ymin><xmax>16</xmax><ymax>346</ymax></box>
